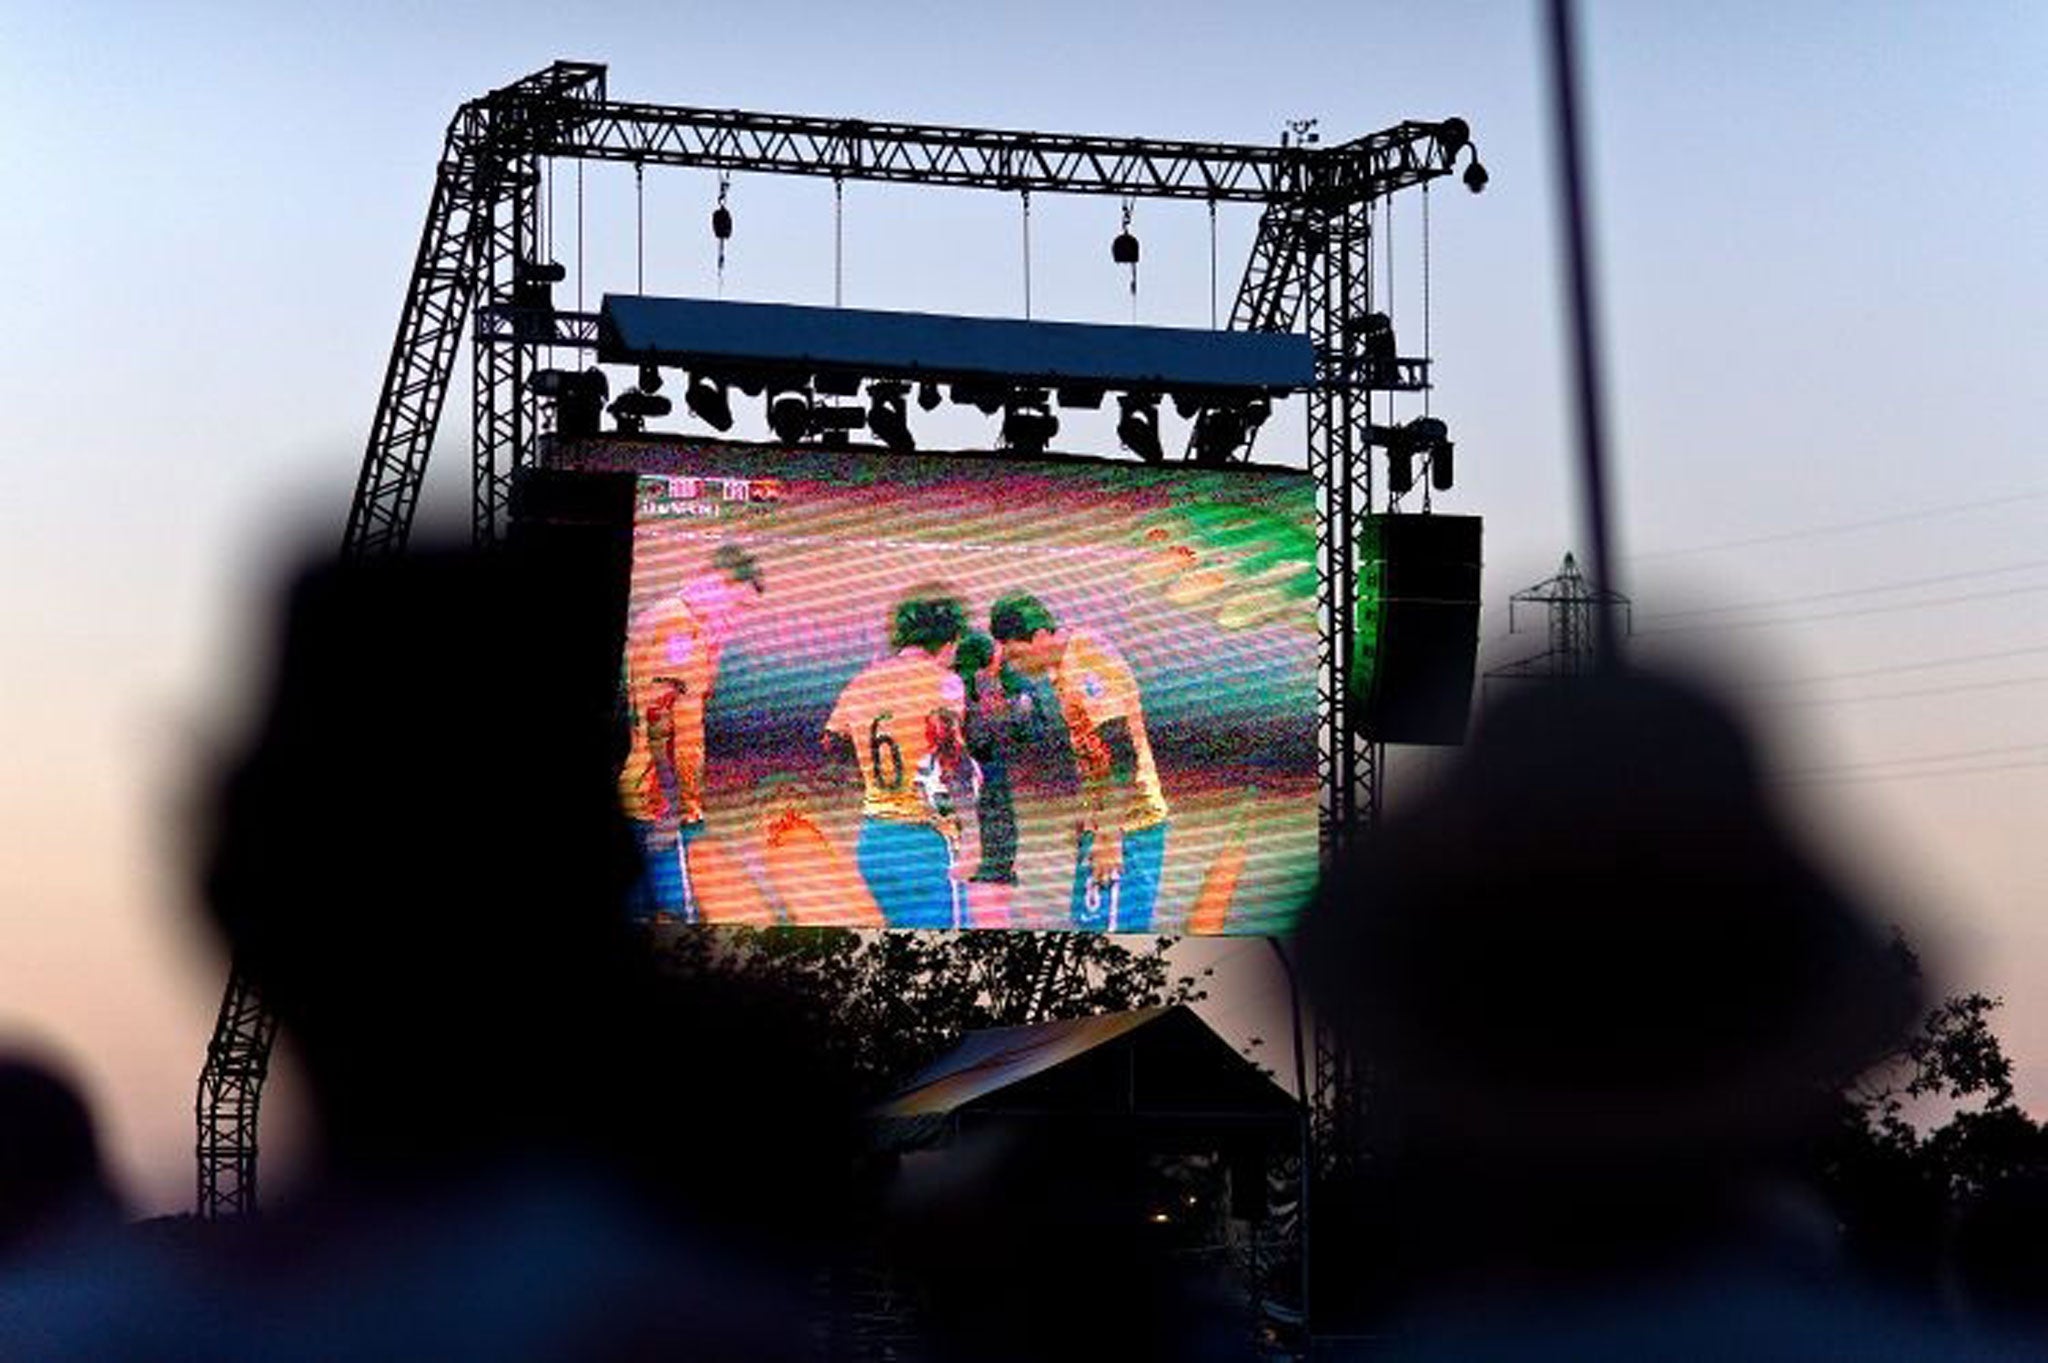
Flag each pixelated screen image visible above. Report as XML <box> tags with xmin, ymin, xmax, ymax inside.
<box><xmin>555</xmin><ymin>439</ymin><xmax>1319</xmax><ymax>935</ymax></box>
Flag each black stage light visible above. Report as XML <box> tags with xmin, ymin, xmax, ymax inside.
<box><xmin>917</xmin><ymin>381</ymin><xmax>943</xmax><ymax>412</ymax></box>
<box><xmin>712</xmin><ymin>204</ymin><xmax>733</xmax><ymax>240</ymax></box>
<box><xmin>531</xmin><ymin>367</ymin><xmax>608</xmax><ymax>438</ymax></box>
<box><xmin>1191</xmin><ymin>406</ymin><xmax>1250</xmax><ymax>466</ymax></box>
<box><xmin>513</xmin><ymin>257</ymin><xmax>567</xmax><ymax>314</ymax></box>
<box><xmin>952</xmin><ymin>380</ymin><xmax>1005</xmax><ymax>416</ymax></box>
<box><xmin>515</xmin><ymin>257</ymin><xmax>568</xmax><ymax>285</ymax></box>
<box><xmin>608</xmin><ymin>387</ymin><xmax>672</xmax><ymax>434</ymax></box>
<box><xmin>1111</xmin><ymin>229</ymin><xmax>1141</xmax><ymax>266</ymax></box>
<box><xmin>685</xmin><ymin>372</ymin><xmax>734</xmax><ymax>431</ymax></box>
<box><xmin>1002</xmin><ymin>392</ymin><xmax>1059</xmax><ymax>455</ymax></box>
<box><xmin>728</xmin><ymin>367</ymin><xmax>772</xmax><ymax>398</ymax></box>
<box><xmin>810</xmin><ymin>404</ymin><xmax>867</xmax><ymax>438</ymax></box>
<box><xmin>767</xmin><ymin>389</ymin><xmax>813</xmax><ymax>444</ymax></box>
<box><xmin>1437</xmin><ymin>117</ymin><xmax>1471</xmax><ymax>157</ymax></box>
<box><xmin>1116</xmin><ymin>393</ymin><xmax>1163</xmax><ymax>464</ymax></box>
<box><xmin>1171</xmin><ymin>391</ymin><xmax>1206</xmax><ymax>420</ymax></box>
<box><xmin>1430</xmin><ymin>441</ymin><xmax>1455</xmax><ymax>491</ymax></box>
<box><xmin>867</xmin><ymin>381</ymin><xmax>914</xmax><ymax>453</ymax></box>
<box><xmin>1388</xmin><ymin>446</ymin><xmax>1415</xmax><ymax>495</ymax></box>
<box><xmin>638</xmin><ymin>363</ymin><xmax>665</xmax><ymax>395</ymax></box>
<box><xmin>1463</xmin><ymin>158</ymin><xmax>1489</xmax><ymax>194</ymax></box>
<box><xmin>526</xmin><ymin>368</ymin><xmax>571</xmax><ymax>398</ymax></box>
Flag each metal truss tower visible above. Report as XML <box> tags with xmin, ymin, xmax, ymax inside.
<box><xmin>1488</xmin><ymin>550</ymin><xmax>1632</xmax><ymax>684</ymax></box>
<box><xmin>196</xmin><ymin>61</ymin><xmax>1479</xmax><ymax>1219</ymax></box>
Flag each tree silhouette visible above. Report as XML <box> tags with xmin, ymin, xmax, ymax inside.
<box><xmin>662</xmin><ymin>928</ymin><xmax>1210</xmax><ymax>1099</ymax></box>
<box><xmin>1819</xmin><ymin>939</ymin><xmax>2046</xmax><ymax>1301</ymax></box>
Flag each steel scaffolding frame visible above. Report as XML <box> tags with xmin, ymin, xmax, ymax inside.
<box><xmin>197</xmin><ymin>59</ymin><xmax>1473</xmax><ymax>1224</ymax></box>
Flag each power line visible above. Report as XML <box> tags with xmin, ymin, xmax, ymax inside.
<box><xmin>1637</xmin><ymin>581</ymin><xmax>2048</xmax><ymax>634</ymax></box>
<box><xmin>1644</xmin><ymin>558</ymin><xmax>2048</xmax><ymax>621</ymax></box>
<box><xmin>1630</xmin><ymin>488</ymin><xmax>2048</xmax><ymax>560</ymax></box>
<box><xmin>1779</xmin><ymin>757</ymin><xmax>2048</xmax><ymax>787</ymax></box>
<box><xmin>1766</xmin><ymin>673</ymin><xmax>2048</xmax><ymax>708</ymax></box>
<box><xmin>1780</xmin><ymin>739</ymin><xmax>2048</xmax><ymax>778</ymax></box>
<box><xmin>1738</xmin><ymin>642</ymin><xmax>2048</xmax><ymax>688</ymax></box>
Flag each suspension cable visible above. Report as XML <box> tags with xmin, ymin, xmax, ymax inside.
<box><xmin>1021</xmin><ymin>188</ymin><xmax>1033</xmax><ymax>320</ymax></box>
<box><xmin>834</xmin><ymin>175</ymin><xmax>845</xmax><ymax>307</ymax></box>
<box><xmin>1421</xmin><ymin>184</ymin><xmax>1433</xmax><ymax>511</ymax></box>
<box><xmin>1364</xmin><ymin>194</ymin><xmax>1376</xmax><ymax>463</ymax></box>
<box><xmin>545</xmin><ymin>158</ymin><xmax>555</xmax><ymax>369</ymax></box>
<box><xmin>1208</xmin><ymin>198</ymin><xmax>1219</xmax><ymax>329</ymax></box>
<box><xmin>576</xmin><ymin>160</ymin><xmax>585</xmax><ymax>316</ymax></box>
<box><xmin>1384</xmin><ymin>189</ymin><xmax>1395</xmax><ymax>429</ymax></box>
<box><xmin>634</xmin><ymin>160</ymin><xmax>645</xmax><ymax>294</ymax></box>
<box><xmin>1121</xmin><ymin>197</ymin><xmax>1137</xmax><ymax>323</ymax></box>
<box><xmin>1422</xmin><ymin>182</ymin><xmax>1432</xmax><ymax>417</ymax></box>
<box><xmin>715</xmin><ymin>173</ymin><xmax>731</xmax><ymax>297</ymax></box>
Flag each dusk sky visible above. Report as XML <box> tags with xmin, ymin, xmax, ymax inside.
<box><xmin>3</xmin><ymin>1</ymin><xmax>2043</xmax><ymax>1213</ymax></box>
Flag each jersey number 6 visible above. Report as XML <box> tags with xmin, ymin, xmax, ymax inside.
<box><xmin>868</xmin><ymin>712</ymin><xmax>905</xmax><ymax>791</ymax></box>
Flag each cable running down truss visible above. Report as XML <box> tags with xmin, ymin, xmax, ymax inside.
<box><xmin>202</xmin><ymin>59</ymin><xmax>1479</xmax><ymax>1222</ymax></box>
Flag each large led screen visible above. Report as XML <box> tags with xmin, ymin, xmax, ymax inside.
<box><xmin>560</xmin><ymin>441</ymin><xmax>1319</xmax><ymax>935</ymax></box>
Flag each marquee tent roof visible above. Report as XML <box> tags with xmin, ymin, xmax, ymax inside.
<box><xmin>872</xmin><ymin>1005</ymin><xmax>1295</xmax><ymax>1151</ymax></box>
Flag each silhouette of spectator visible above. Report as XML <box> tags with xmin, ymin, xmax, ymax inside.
<box><xmin>3</xmin><ymin>541</ymin><xmax>855</xmax><ymax>1360</ymax></box>
<box><xmin>1300</xmin><ymin>670</ymin><xmax>2031</xmax><ymax>1360</ymax></box>
<box><xmin>1947</xmin><ymin>1162</ymin><xmax>2048</xmax><ymax>1344</ymax></box>
<box><xmin>0</xmin><ymin>1056</ymin><xmax>118</xmax><ymax>1264</ymax></box>
<box><xmin>888</xmin><ymin>1122</ymin><xmax>1247</xmax><ymax>1363</ymax></box>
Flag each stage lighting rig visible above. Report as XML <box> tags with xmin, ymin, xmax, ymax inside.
<box><xmin>608</xmin><ymin>386</ymin><xmax>671</xmax><ymax>434</ymax></box>
<box><xmin>866</xmin><ymin>381</ymin><xmax>914</xmax><ymax>452</ymax></box>
<box><xmin>1190</xmin><ymin>408</ymin><xmax>1244</xmax><ymax>466</ymax></box>
<box><xmin>637</xmin><ymin>363</ymin><xmax>665</xmax><ymax>395</ymax></box>
<box><xmin>513</xmin><ymin>257</ymin><xmax>566</xmax><ymax>309</ymax></box>
<box><xmin>767</xmin><ymin>387</ymin><xmax>813</xmax><ymax>444</ymax></box>
<box><xmin>684</xmin><ymin>372</ymin><xmax>734</xmax><ymax>431</ymax></box>
<box><xmin>527</xmin><ymin>366</ymin><xmax>608</xmax><ymax>438</ymax></box>
<box><xmin>1430</xmin><ymin>115</ymin><xmax>1488</xmax><ymax>193</ymax></box>
<box><xmin>950</xmin><ymin>379</ymin><xmax>1006</xmax><ymax>416</ymax></box>
<box><xmin>1371</xmin><ymin>415</ymin><xmax>1455</xmax><ymax>495</ymax></box>
<box><xmin>1116</xmin><ymin>393</ymin><xmax>1164</xmax><ymax>464</ymax></box>
<box><xmin>1388</xmin><ymin>445</ymin><xmax>1415</xmax><ymax>495</ymax></box>
<box><xmin>1001</xmin><ymin>390</ymin><xmax>1059</xmax><ymax>455</ymax></box>
<box><xmin>809</xmin><ymin>403</ymin><xmax>868</xmax><ymax>449</ymax></box>
<box><xmin>1189</xmin><ymin>394</ymin><xmax>1273</xmax><ymax>466</ymax></box>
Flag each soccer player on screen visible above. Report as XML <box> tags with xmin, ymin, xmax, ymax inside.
<box><xmin>824</xmin><ymin>586</ymin><xmax>978</xmax><ymax>929</ymax></box>
<box><xmin>991</xmin><ymin>592</ymin><xmax>1171</xmax><ymax>933</ymax></box>
<box><xmin>618</xmin><ymin>543</ymin><xmax>764</xmax><ymax>922</ymax></box>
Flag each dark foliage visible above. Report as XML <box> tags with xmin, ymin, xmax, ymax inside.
<box><xmin>661</xmin><ymin>928</ymin><xmax>1211</xmax><ymax>1099</ymax></box>
<box><xmin>1816</xmin><ymin>945</ymin><xmax>2047</xmax><ymax>1318</ymax></box>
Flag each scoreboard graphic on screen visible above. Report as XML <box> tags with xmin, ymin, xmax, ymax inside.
<box><xmin>551</xmin><ymin>439</ymin><xmax>1320</xmax><ymax>936</ymax></box>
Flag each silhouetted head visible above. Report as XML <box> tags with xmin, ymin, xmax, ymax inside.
<box><xmin>0</xmin><ymin>1055</ymin><xmax>114</xmax><ymax>1258</ymax></box>
<box><xmin>202</xmin><ymin>542</ymin><xmax>643</xmax><ymax>1178</ymax></box>
<box><xmin>1303</xmin><ymin>669</ymin><xmax>1920</xmax><ymax>1175</ymax></box>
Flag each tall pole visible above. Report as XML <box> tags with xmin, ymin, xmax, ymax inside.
<box><xmin>1543</xmin><ymin>0</ymin><xmax>1624</xmax><ymax>669</ymax></box>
